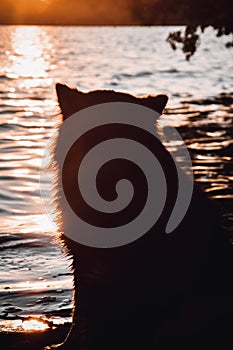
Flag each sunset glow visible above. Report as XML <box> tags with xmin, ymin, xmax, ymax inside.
<box><xmin>0</xmin><ymin>0</ymin><xmax>232</xmax><ymax>343</ymax></box>
<box><xmin>22</xmin><ymin>318</ymin><xmax>49</xmax><ymax>331</ymax></box>
<box><xmin>7</xmin><ymin>27</ymin><xmax>51</xmax><ymax>79</ymax></box>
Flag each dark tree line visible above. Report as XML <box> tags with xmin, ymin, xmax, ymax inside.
<box><xmin>165</xmin><ymin>0</ymin><xmax>233</xmax><ymax>59</ymax></box>
<box><xmin>131</xmin><ymin>0</ymin><xmax>233</xmax><ymax>59</ymax></box>
<box><xmin>0</xmin><ymin>0</ymin><xmax>232</xmax><ymax>58</ymax></box>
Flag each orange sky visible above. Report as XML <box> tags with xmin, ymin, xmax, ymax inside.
<box><xmin>0</xmin><ymin>0</ymin><xmax>134</xmax><ymax>25</ymax></box>
<box><xmin>0</xmin><ymin>0</ymin><xmax>231</xmax><ymax>25</ymax></box>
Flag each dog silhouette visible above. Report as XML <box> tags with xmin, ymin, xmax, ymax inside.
<box><xmin>45</xmin><ymin>83</ymin><xmax>232</xmax><ymax>350</ymax></box>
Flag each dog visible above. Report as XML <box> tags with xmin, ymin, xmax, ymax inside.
<box><xmin>45</xmin><ymin>83</ymin><xmax>232</xmax><ymax>349</ymax></box>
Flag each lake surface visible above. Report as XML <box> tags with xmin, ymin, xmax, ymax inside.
<box><xmin>0</xmin><ymin>25</ymin><xmax>232</xmax><ymax>332</ymax></box>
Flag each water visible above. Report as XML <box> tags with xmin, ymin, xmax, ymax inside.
<box><xmin>0</xmin><ymin>25</ymin><xmax>232</xmax><ymax>332</ymax></box>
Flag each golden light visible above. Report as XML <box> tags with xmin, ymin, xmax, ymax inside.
<box><xmin>6</xmin><ymin>26</ymin><xmax>51</xmax><ymax>80</ymax></box>
<box><xmin>22</xmin><ymin>318</ymin><xmax>49</xmax><ymax>331</ymax></box>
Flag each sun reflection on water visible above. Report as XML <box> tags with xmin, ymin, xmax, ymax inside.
<box><xmin>6</xmin><ymin>26</ymin><xmax>53</xmax><ymax>82</ymax></box>
<box><xmin>0</xmin><ymin>318</ymin><xmax>50</xmax><ymax>332</ymax></box>
<box><xmin>22</xmin><ymin>318</ymin><xmax>49</xmax><ymax>332</ymax></box>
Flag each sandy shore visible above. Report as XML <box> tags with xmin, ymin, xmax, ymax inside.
<box><xmin>1</xmin><ymin>312</ymin><xmax>233</xmax><ymax>350</ymax></box>
<box><xmin>0</xmin><ymin>324</ymin><xmax>70</xmax><ymax>350</ymax></box>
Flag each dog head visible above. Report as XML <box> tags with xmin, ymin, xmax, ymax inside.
<box><xmin>56</xmin><ymin>83</ymin><xmax>168</xmax><ymax>119</ymax></box>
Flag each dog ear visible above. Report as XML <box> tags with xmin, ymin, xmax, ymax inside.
<box><xmin>143</xmin><ymin>94</ymin><xmax>168</xmax><ymax>115</ymax></box>
<box><xmin>56</xmin><ymin>83</ymin><xmax>84</xmax><ymax>120</ymax></box>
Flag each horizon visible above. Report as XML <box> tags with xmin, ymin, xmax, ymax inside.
<box><xmin>0</xmin><ymin>0</ymin><xmax>231</xmax><ymax>25</ymax></box>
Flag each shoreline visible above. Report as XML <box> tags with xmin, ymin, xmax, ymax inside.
<box><xmin>0</xmin><ymin>324</ymin><xmax>70</xmax><ymax>350</ymax></box>
<box><xmin>1</xmin><ymin>314</ymin><xmax>233</xmax><ymax>350</ymax></box>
